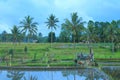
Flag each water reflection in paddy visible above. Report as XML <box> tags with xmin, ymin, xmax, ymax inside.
<box><xmin>0</xmin><ymin>68</ymin><xmax>110</xmax><ymax>80</ymax></box>
<box><xmin>102</xmin><ymin>66</ymin><xmax>120</xmax><ymax>80</ymax></box>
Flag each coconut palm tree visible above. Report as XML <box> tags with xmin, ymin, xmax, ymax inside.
<box><xmin>20</xmin><ymin>15</ymin><xmax>38</xmax><ymax>42</ymax></box>
<box><xmin>63</xmin><ymin>12</ymin><xmax>85</xmax><ymax>47</ymax></box>
<box><xmin>1</xmin><ymin>30</ymin><xmax>7</xmax><ymax>42</ymax></box>
<box><xmin>99</xmin><ymin>22</ymin><xmax>110</xmax><ymax>42</ymax></box>
<box><xmin>114</xmin><ymin>20</ymin><xmax>120</xmax><ymax>51</ymax></box>
<box><xmin>11</xmin><ymin>25</ymin><xmax>21</xmax><ymax>43</ymax></box>
<box><xmin>108</xmin><ymin>20</ymin><xmax>118</xmax><ymax>53</ymax></box>
<box><xmin>45</xmin><ymin>14</ymin><xmax>59</xmax><ymax>47</ymax></box>
<box><xmin>60</xmin><ymin>23</ymin><xmax>71</xmax><ymax>42</ymax></box>
<box><xmin>87</xmin><ymin>20</ymin><xmax>100</xmax><ymax>45</ymax></box>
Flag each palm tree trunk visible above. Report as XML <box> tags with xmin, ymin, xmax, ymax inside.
<box><xmin>74</xmin><ymin>36</ymin><xmax>76</xmax><ymax>49</ymax></box>
<box><xmin>28</xmin><ymin>36</ymin><xmax>29</xmax><ymax>43</ymax></box>
<box><xmin>51</xmin><ymin>28</ymin><xmax>53</xmax><ymax>48</ymax></box>
<box><xmin>86</xmin><ymin>32</ymin><xmax>89</xmax><ymax>48</ymax></box>
<box><xmin>74</xmin><ymin>74</ymin><xmax>76</xmax><ymax>80</ymax></box>
<box><xmin>112</xmin><ymin>37</ymin><xmax>114</xmax><ymax>54</ymax></box>
<box><xmin>74</xmin><ymin>35</ymin><xmax>77</xmax><ymax>59</ymax></box>
<box><xmin>51</xmin><ymin>32</ymin><xmax>52</xmax><ymax>47</ymax></box>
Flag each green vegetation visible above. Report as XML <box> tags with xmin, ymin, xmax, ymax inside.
<box><xmin>0</xmin><ymin>43</ymin><xmax>119</xmax><ymax>67</ymax></box>
<box><xmin>0</xmin><ymin>12</ymin><xmax>120</xmax><ymax>50</ymax></box>
<box><xmin>45</xmin><ymin>14</ymin><xmax>59</xmax><ymax>47</ymax></box>
<box><xmin>20</xmin><ymin>15</ymin><xmax>38</xmax><ymax>43</ymax></box>
<box><xmin>62</xmin><ymin>12</ymin><xmax>85</xmax><ymax>44</ymax></box>
<box><xmin>0</xmin><ymin>12</ymin><xmax>120</xmax><ymax>67</ymax></box>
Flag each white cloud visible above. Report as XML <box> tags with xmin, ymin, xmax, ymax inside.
<box><xmin>0</xmin><ymin>23</ymin><xmax>11</xmax><ymax>33</ymax></box>
<box><xmin>54</xmin><ymin>0</ymin><xmax>85</xmax><ymax>9</ymax></box>
<box><xmin>53</xmin><ymin>0</ymin><xmax>94</xmax><ymax>22</ymax></box>
<box><xmin>102</xmin><ymin>1</ymin><xmax>120</xmax><ymax>9</ymax></box>
<box><xmin>78</xmin><ymin>12</ymin><xmax>94</xmax><ymax>22</ymax></box>
<box><xmin>30</xmin><ymin>0</ymin><xmax>49</xmax><ymax>7</ymax></box>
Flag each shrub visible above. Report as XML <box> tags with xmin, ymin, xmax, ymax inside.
<box><xmin>24</xmin><ymin>46</ymin><xmax>28</xmax><ymax>54</ymax></box>
<box><xmin>8</xmin><ymin>49</ymin><xmax>14</xmax><ymax>58</ymax></box>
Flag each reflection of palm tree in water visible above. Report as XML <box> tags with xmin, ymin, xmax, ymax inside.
<box><xmin>90</xmin><ymin>69</ymin><xmax>94</xmax><ymax>80</ymax></box>
<box><xmin>24</xmin><ymin>72</ymin><xmax>38</xmax><ymax>80</ymax></box>
<box><xmin>7</xmin><ymin>70</ymin><xmax>24</xmax><ymax>80</ymax></box>
<box><xmin>62</xmin><ymin>68</ymin><xmax>110</xmax><ymax>80</ymax></box>
<box><xmin>74</xmin><ymin>74</ymin><xmax>76</xmax><ymax>80</ymax></box>
<box><xmin>52</xmin><ymin>71</ymin><xmax>53</xmax><ymax>80</ymax></box>
<box><xmin>62</xmin><ymin>69</ymin><xmax>70</xmax><ymax>80</ymax></box>
<box><xmin>7</xmin><ymin>70</ymin><xmax>38</xmax><ymax>80</ymax></box>
<box><xmin>24</xmin><ymin>75</ymin><xmax>38</xmax><ymax>80</ymax></box>
<box><xmin>47</xmin><ymin>71</ymin><xmax>54</xmax><ymax>80</ymax></box>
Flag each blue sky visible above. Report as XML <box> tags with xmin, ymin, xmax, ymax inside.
<box><xmin>0</xmin><ymin>0</ymin><xmax>120</xmax><ymax>36</ymax></box>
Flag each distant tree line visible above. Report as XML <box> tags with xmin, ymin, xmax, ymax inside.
<box><xmin>0</xmin><ymin>12</ymin><xmax>120</xmax><ymax>46</ymax></box>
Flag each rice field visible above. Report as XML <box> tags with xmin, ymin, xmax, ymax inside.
<box><xmin>0</xmin><ymin>42</ymin><xmax>119</xmax><ymax>66</ymax></box>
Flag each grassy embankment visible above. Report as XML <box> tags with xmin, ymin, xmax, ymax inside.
<box><xmin>0</xmin><ymin>43</ymin><xmax>120</xmax><ymax>67</ymax></box>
